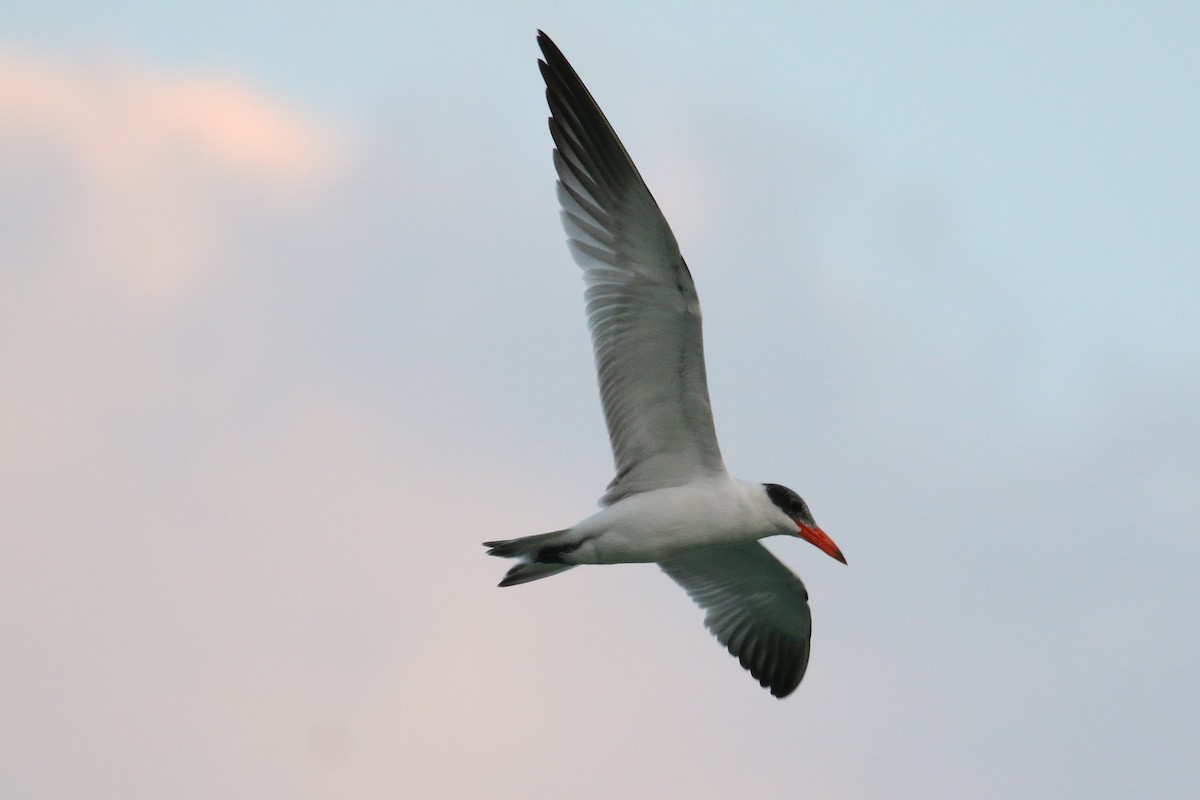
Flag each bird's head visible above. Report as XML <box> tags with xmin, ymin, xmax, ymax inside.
<box><xmin>763</xmin><ymin>483</ymin><xmax>846</xmax><ymax>564</ymax></box>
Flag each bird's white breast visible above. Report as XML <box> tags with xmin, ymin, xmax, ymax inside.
<box><xmin>567</xmin><ymin>477</ymin><xmax>782</xmax><ymax>564</ymax></box>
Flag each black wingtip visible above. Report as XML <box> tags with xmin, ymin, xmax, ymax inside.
<box><xmin>536</xmin><ymin>30</ymin><xmax>570</xmax><ymax>70</ymax></box>
<box><xmin>770</xmin><ymin>683</ymin><xmax>797</xmax><ymax>699</ymax></box>
<box><xmin>536</xmin><ymin>30</ymin><xmax>553</xmax><ymax>58</ymax></box>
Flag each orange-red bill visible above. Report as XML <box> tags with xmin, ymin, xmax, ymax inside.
<box><xmin>798</xmin><ymin>524</ymin><xmax>847</xmax><ymax>564</ymax></box>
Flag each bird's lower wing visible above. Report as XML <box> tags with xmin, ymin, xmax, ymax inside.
<box><xmin>659</xmin><ymin>542</ymin><xmax>812</xmax><ymax>698</ymax></box>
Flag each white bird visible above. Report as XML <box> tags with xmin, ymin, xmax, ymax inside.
<box><xmin>485</xmin><ymin>31</ymin><xmax>846</xmax><ymax>698</ymax></box>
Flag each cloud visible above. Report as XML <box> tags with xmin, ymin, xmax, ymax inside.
<box><xmin>0</xmin><ymin>48</ymin><xmax>344</xmax><ymax>313</ymax></box>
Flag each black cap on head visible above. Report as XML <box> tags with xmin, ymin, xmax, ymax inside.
<box><xmin>764</xmin><ymin>483</ymin><xmax>814</xmax><ymax>525</ymax></box>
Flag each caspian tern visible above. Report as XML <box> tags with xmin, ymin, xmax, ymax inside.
<box><xmin>485</xmin><ymin>31</ymin><xmax>847</xmax><ymax>698</ymax></box>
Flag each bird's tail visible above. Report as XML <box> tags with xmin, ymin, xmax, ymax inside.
<box><xmin>483</xmin><ymin>529</ymin><xmax>578</xmax><ymax>587</ymax></box>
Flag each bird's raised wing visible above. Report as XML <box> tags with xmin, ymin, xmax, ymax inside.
<box><xmin>538</xmin><ymin>31</ymin><xmax>726</xmax><ymax>505</ymax></box>
<box><xmin>659</xmin><ymin>542</ymin><xmax>813</xmax><ymax>697</ymax></box>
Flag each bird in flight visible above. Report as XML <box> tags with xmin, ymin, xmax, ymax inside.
<box><xmin>485</xmin><ymin>31</ymin><xmax>847</xmax><ymax>698</ymax></box>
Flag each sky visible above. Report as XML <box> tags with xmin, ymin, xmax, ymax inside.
<box><xmin>1</xmin><ymin>2</ymin><xmax>1197</xmax><ymax>798</ymax></box>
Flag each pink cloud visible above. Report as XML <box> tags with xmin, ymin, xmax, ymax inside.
<box><xmin>0</xmin><ymin>48</ymin><xmax>345</xmax><ymax>313</ymax></box>
<box><xmin>0</xmin><ymin>49</ymin><xmax>342</xmax><ymax>184</ymax></box>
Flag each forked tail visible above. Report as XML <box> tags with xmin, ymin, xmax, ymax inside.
<box><xmin>483</xmin><ymin>529</ymin><xmax>578</xmax><ymax>587</ymax></box>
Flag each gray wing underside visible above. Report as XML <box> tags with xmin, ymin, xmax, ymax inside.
<box><xmin>659</xmin><ymin>542</ymin><xmax>813</xmax><ymax>698</ymax></box>
<box><xmin>538</xmin><ymin>32</ymin><xmax>726</xmax><ymax>505</ymax></box>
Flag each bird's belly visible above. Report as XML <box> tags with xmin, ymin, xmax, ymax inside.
<box><xmin>569</xmin><ymin>489</ymin><xmax>765</xmax><ymax>564</ymax></box>
<box><xmin>584</xmin><ymin>529</ymin><xmax>749</xmax><ymax>564</ymax></box>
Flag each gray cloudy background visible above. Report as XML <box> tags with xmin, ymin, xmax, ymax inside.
<box><xmin>2</xmin><ymin>2</ymin><xmax>1197</xmax><ymax>798</ymax></box>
